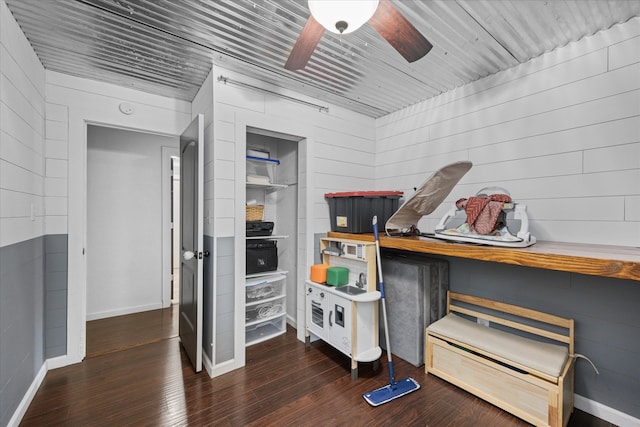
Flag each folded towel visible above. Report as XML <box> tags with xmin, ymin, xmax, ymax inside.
<box><xmin>456</xmin><ymin>194</ymin><xmax>512</xmax><ymax>235</ymax></box>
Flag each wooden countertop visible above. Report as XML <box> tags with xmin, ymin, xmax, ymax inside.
<box><xmin>327</xmin><ymin>232</ymin><xmax>640</xmax><ymax>282</ymax></box>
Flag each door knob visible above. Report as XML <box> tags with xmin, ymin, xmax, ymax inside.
<box><xmin>183</xmin><ymin>251</ymin><xmax>195</xmax><ymax>261</ymax></box>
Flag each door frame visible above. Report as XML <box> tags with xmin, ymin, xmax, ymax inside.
<box><xmin>233</xmin><ymin>112</ymin><xmax>310</xmax><ymax>369</ymax></box>
<box><xmin>162</xmin><ymin>147</ymin><xmax>180</xmax><ymax>307</ymax></box>
<box><xmin>57</xmin><ymin>120</ymin><xmax>184</xmax><ymax>369</ymax></box>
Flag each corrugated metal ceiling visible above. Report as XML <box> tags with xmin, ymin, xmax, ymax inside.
<box><xmin>5</xmin><ymin>0</ymin><xmax>640</xmax><ymax>118</ymax></box>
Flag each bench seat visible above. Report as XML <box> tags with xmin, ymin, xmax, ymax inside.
<box><xmin>425</xmin><ymin>291</ymin><xmax>574</xmax><ymax>427</ymax></box>
<box><xmin>428</xmin><ymin>313</ymin><xmax>568</xmax><ymax>378</ymax></box>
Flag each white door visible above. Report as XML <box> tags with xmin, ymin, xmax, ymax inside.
<box><xmin>329</xmin><ymin>296</ymin><xmax>352</xmax><ymax>356</ymax></box>
<box><xmin>179</xmin><ymin>114</ymin><xmax>204</xmax><ymax>372</ymax></box>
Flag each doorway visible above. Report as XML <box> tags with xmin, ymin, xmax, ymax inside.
<box><xmin>85</xmin><ymin>125</ymin><xmax>180</xmax><ymax>356</ymax></box>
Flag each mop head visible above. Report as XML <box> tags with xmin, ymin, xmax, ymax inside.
<box><xmin>363</xmin><ymin>377</ymin><xmax>420</xmax><ymax>406</ymax></box>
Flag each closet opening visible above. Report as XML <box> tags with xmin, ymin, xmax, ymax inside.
<box><xmin>243</xmin><ymin>127</ymin><xmax>303</xmax><ymax>348</ymax></box>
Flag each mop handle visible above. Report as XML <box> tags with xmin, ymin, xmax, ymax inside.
<box><xmin>373</xmin><ymin>217</ymin><xmax>384</xmax><ymax>296</ymax></box>
<box><xmin>373</xmin><ymin>216</ymin><xmax>396</xmax><ymax>386</ymax></box>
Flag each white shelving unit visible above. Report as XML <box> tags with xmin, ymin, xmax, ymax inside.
<box><xmin>245</xmin><ymin>156</ymin><xmax>289</xmax><ymax>347</ymax></box>
<box><xmin>245</xmin><ymin>273</ymin><xmax>287</xmax><ymax>346</ymax></box>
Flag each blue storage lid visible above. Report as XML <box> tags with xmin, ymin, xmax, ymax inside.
<box><xmin>246</xmin><ymin>155</ymin><xmax>280</xmax><ymax>164</ymax></box>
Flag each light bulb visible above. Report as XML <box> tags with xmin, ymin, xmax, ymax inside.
<box><xmin>308</xmin><ymin>0</ymin><xmax>379</xmax><ymax>34</ymax></box>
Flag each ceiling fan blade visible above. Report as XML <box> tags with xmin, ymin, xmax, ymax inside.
<box><xmin>284</xmin><ymin>16</ymin><xmax>325</xmax><ymax>71</ymax></box>
<box><xmin>368</xmin><ymin>0</ymin><xmax>433</xmax><ymax>63</ymax></box>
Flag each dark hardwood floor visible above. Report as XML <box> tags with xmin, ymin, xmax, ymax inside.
<box><xmin>86</xmin><ymin>303</ymin><xmax>179</xmax><ymax>358</ymax></box>
<box><xmin>21</xmin><ymin>307</ymin><xmax>613</xmax><ymax>426</ymax></box>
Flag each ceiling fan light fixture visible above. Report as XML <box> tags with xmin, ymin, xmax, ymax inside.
<box><xmin>308</xmin><ymin>0</ymin><xmax>379</xmax><ymax>34</ymax></box>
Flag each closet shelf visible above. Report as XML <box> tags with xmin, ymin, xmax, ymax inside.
<box><xmin>246</xmin><ymin>182</ymin><xmax>288</xmax><ymax>192</ymax></box>
<box><xmin>246</xmin><ymin>269</ymin><xmax>288</xmax><ymax>280</ymax></box>
<box><xmin>247</xmin><ymin>235</ymin><xmax>289</xmax><ymax>240</ymax></box>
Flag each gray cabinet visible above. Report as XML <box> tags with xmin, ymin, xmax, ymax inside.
<box><xmin>379</xmin><ymin>251</ymin><xmax>448</xmax><ymax>366</ymax></box>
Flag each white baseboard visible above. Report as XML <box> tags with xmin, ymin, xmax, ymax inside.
<box><xmin>286</xmin><ymin>314</ymin><xmax>296</xmax><ymax>328</ymax></box>
<box><xmin>206</xmin><ymin>358</ymin><xmax>241</xmax><ymax>378</ymax></box>
<box><xmin>7</xmin><ymin>362</ymin><xmax>47</xmax><ymax>427</ymax></box>
<box><xmin>86</xmin><ymin>303</ymin><xmax>163</xmax><ymax>321</ymax></box>
<box><xmin>575</xmin><ymin>394</ymin><xmax>640</xmax><ymax>427</ymax></box>
<box><xmin>203</xmin><ymin>351</ymin><xmax>213</xmax><ymax>377</ymax></box>
<box><xmin>46</xmin><ymin>354</ymin><xmax>72</xmax><ymax>370</ymax></box>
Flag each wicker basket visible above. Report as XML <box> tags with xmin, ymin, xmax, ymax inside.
<box><xmin>246</xmin><ymin>205</ymin><xmax>264</xmax><ymax>221</ymax></box>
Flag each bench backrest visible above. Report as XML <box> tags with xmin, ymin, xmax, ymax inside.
<box><xmin>447</xmin><ymin>291</ymin><xmax>574</xmax><ymax>354</ymax></box>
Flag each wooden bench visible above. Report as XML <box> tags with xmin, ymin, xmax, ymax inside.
<box><xmin>425</xmin><ymin>291</ymin><xmax>575</xmax><ymax>427</ymax></box>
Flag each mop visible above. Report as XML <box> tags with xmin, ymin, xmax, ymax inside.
<box><xmin>363</xmin><ymin>216</ymin><xmax>420</xmax><ymax>406</ymax></box>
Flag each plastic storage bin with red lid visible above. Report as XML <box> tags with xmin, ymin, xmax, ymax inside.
<box><xmin>324</xmin><ymin>191</ymin><xmax>403</xmax><ymax>233</ymax></box>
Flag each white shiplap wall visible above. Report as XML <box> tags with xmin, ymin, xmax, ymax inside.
<box><xmin>44</xmin><ymin>71</ymin><xmax>192</xmax><ymax>365</ymax></box>
<box><xmin>212</xmin><ymin>68</ymin><xmax>377</xmax><ymax>236</ymax></box>
<box><xmin>44</xmin><ymin>102</ymin><xmax>68</xmax><ymax>236</ymax></box>
<box><xmin>208</xmin><ymin>66</ymin><xmax>377</xmax><ymax>374</ymax></box>
<box><xmin>376</xmin><ymin>18</ymin><xmax>640</xmax><ymax>247</ymax></box>
<box><xmin>0</xmin><ymin>0</ymin><xmax>45</xmax><ymax>247</ymax></box>
<box><xmin>1</xmin><ymin>2</ymin><xmax>46</xmax><ymax>424</ymax></box>
<box><xmin>191</xmin><ymin>69</ymin><xmax>214</xmax><ymax>237</ymax></box>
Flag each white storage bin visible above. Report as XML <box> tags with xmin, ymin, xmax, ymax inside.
<box><xmin>246</xmin><ymin>274</ymin><xmax>286</xmax><ymax>303</ymax></box>
<box><xmin>246</xmin><ymin>156</ymin><xmax>279</xmax><ymax>184</ymax></box>
<box><xmin>245</xmin><ymin>315</ymin><xmax>286</xmax><ymax>346</ymax></box>
<box><xmin>245</xmin><ymin>296</ymin><xmax>286</xmax><ymax>325</ymax></box>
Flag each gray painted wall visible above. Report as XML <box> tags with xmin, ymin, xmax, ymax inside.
<box><xmin>201</xmin><ymin>235</ymin><xmax>236</xmax><ymax>365</ymax></box>
<box><xmin>0</xmin><ymin>235</ymin><xmax>68</xmax><ymax>425</ymax></box>
<box><xmin>203</xmin><ymin>235</ymin><xmax>214</xmax><ymax>362</ymax></box>
<box><xmin>0</xmin><ymin>237</ymin><xmax>44</xmax><ymax>426</ymax></box>
<box><xmin>215</xmin><ymin>236</ymin><xmax>234</xmax><ymax>363</ymax></box>
<box><xmin>44</xmin><ymin>235</ymin><xmax>68</xmax><ymax>358</ymax></box>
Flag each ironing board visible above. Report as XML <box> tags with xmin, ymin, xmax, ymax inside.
<box><xmin>385</xmin><ymin>161</ymin><xmax>472</xmax><ymax>235</ymax></box>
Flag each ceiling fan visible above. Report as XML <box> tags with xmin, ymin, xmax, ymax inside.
<box><xmin>285</xmin><ymin>0</ymin><xmax>433</xmax><ymax>71</ymax></box>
